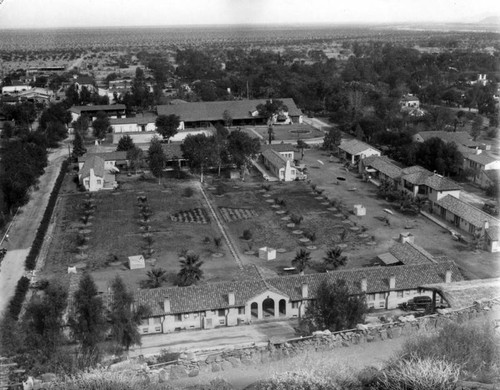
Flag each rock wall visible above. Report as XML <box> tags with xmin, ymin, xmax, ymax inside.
<box><xmin>142</xmin><ymin>303</ymin><xmax>496</xmax><ymax>382</ymax></box>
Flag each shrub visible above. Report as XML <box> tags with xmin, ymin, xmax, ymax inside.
<box><xmin>242</xmin><ymin>229</ymin><xmax>253</xmax><ymax>240</ymax></box>
<box><xmin>262</xmin><ymin>184</ymin><xmax>271</xmax><ymax>191</ymax></box>
<box><xmin>182</xmin><ymin>187</ymin><xmax>194</xmax><ymax>197</ymax></box>
<box><xmin>25</xmin><ymin>159</ymin><xmax>69</xmax><ymax>270</ymax></box>
<box><xmin>215</xmin><ymin>184</ymin><xmax>226</xmax><ymax>195</ymax></box>
<box><xmin>213</xmin><ymin>236</ymin><xmax>223</xmax><ymax>249</ymax></box>
<box><xmin>155</xmin><ymin>348</ymin><xmax>180</xmax><ymax>364</ymax></box>
<box><xmin>7</xmin><ymin>276</ymin><xmax>31</xmax><ymax>320</ymax></box>
<box><xmin>304</xmin><ymin>231</ymin><xmax>316</xmax><ymax>242</ymax></box>
<box><xmin>290</xmin><ymin>214</ymin><xmax>303</xmax><ymax>225</ymax></box>
<box><xmin>374</xmin><ymin>358</ymin><xmax>460</xmax><ymax>390</ymax></box>
<box><xmin>311</xmin><ymin>183</ymin><xmax>317</xmax><ymax>191</ymax></box>
<box><xmin>398</xmin><ymin>321</ymin><xmax>500</xmax><ymax>379</ymax></box>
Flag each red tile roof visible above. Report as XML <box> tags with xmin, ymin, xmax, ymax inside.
<box><xmin>157</xmin><ymin>98</ymin><xmax>302</xmax><ymax>122</ymax></box>
<box><xmin>134</xmin><ymin>261</ymin><xmax>463</xmax><ymax>316</ymax></box>
<box><xmin>339</xmin><ymin>139</ymin><xmax>380</xmax><ymax>155</ymax></box>
<box><xmin>437</xmin><ymin>195</ymin><xmax>500</xmax><ymax>228</ymax></box>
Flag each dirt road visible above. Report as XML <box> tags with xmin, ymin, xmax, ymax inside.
<box><xmin>0</xmin><ymin>144</ymin><xmax>68</xmax><ymax>315</ymax></box>
<box><xmin>129</xmin><ymin>320</ymin><xmax>298</xmax><ymax>357</ymax></box>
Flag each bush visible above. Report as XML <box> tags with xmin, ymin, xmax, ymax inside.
<box><xmin>397</xmin><ymin>321</ymin><xmax>500</xmax><ymax>379</ymax></box>
<box><xmin>374</xmin><ymin>358</ymin><xmax>460</xmax><ymax>390</ymax></box>
<box><xmin>182</xmin><ymin>187</ymin><xmax>194</xmax><ymax>197</ymax></box>
<box><xmin>7</xmin><ymin>276</ymin><xmax>31</xmax><ymax>320</ymax></box>
<box><xmin>290</xmin><ymin>214</ymin><xmax>303</xmax><ymax>225</ymax></box>
<box><xmin>242</xmin><ymin>229</ymin><xmax>253</xmax><ymax>240</ymax></box>
<box><xmin>25</xmin><ymin>159</ymin><xmax>69</xmax><ymax>270</ymax></box>
<box><xmin>155</xmin><ymin>348</ymin><xmax>180</xmax><ymax>364</ymax></box>
<box><xmin>215</xmin><ymin>184</ymin><xmax>226</xmax><ymax>196</ymax></box>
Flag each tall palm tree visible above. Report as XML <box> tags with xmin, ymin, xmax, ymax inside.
<box><xmin>146</xmin><ymin>267</ymin><xmax>168</xmax><ymax>288</ymax></box>
<box><xmin>323</xmin><ymin>246</ymin><xmax>347</xmax><ymax>270</ymax></box>
<box><xmin>292</xmin><ymin>249</ymin><xmax>311</xmax><ymax>275</ymax></box>
<box><xmin>178</xmin><ymin>253</ymin><xmax>204</xmax><ymax>286</ymax></box>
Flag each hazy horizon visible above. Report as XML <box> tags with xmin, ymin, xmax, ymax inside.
<box><xmin>0</xmin><ymin>0</ymin><xmax>498</xmax><ymax>30</ymax></box>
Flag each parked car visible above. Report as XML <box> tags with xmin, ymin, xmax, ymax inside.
<box><xmin>482</xmin><ymin>202</ymin><xmax>499</xmax><ymax>216</ymax></box>
<box><xmin>399</xmin><ymin>296</ymin><xmax>432</xmax><ymax>311</ymax></box>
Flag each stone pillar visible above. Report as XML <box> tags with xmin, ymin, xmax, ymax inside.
<box><xmin>274</xmin><ymin>300</ymin><xmax>279</xmax><ymax>318</ymax></box>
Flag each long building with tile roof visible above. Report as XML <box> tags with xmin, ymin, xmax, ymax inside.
<box><xmin>131</xmin><ymin>242</ymin><xmax>463</xmax><ymax>334</ymax></box>
<box><xmin>156</xmin><ymin>98</ymin><xmax>303</xmax><ymax>129</ymax></box>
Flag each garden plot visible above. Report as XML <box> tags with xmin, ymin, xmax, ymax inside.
<box><xmin>219</xmin><ymin>207</ymin><xmax>258</xmax><ymax>223</ymax></box>
<box><xmin>170</xmin><ymin>208</ymin><xmax>210</xmax><ymax>224</ymax></box>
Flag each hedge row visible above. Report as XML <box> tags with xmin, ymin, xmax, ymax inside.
<box><xmin>7</xmin><ymin>276</ymin><xmax>30</xmax><ymax>320</ymax></box>
<box><xmin>25</xmin><ymin>159</ymin><xmax>69</xmax><ymax>271</ymax></box>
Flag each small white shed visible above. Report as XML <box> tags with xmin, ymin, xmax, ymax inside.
<box><xmin>128</xmin><ymin>255</ymin><xmax>145</xmax><ymax>270</ymax></box>
<box><xmin>353</xmin><ymin>204</ymin><xmax>366</xmax><ymax>216</ymax></box>
<box><xmin>259</xmin><ymin>247</ymin><xmax>276</xmax><ymax>261</ymax></box>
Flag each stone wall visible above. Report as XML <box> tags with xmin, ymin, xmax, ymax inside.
<box><xmin>142</xmin><ymin>302</ymin><xmax>496</xmax><ymax>382</ymax></box>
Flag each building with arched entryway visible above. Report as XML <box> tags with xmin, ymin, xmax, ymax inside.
<box><xmin>130</xmin><ymin>242</ymin><xmax>463</xmax><ymax>335</ymax></box>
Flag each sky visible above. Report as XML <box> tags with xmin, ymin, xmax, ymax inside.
<box><xmin>0</xmin><ymin>0</ymin><xmax>499</xmax><ymax>29</ymax></box>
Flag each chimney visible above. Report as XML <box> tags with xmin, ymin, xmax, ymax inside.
<box><xmin>445</xmin><ymin>270</ymin><xmax>452</xmax><ymax>284</ymax></box>
<box><xmin>484</xmin><ymin>220</ymin><xmax>489</xmax><ymax>231</ymax></box>
<box><xmin>389</xmin><ymin>275</ymin><xmax>396</xmax><ymax>289</ymax></box>
<box><xmin>228</xmin><ymin>291</ymin><xmax>235</xmax><ymax>306</ymax></box>
<box><xmin>301</xmin><ymin>283</ymin><xmax>308</xmax><ymax>298</ymax></box>
<box><xmin>163</xmin><ymin>298</ymin><xmax>171</xmax><ymax>313</ymax></box>
<box><xmin>399</xmin><ymin>232</ymin><xmax>414</xmax><ymax>244</ymax></box>
<box><xmin>361</xmin><ymin>278</ymin><xmax>367</xmax><ymax>292</ymax></box>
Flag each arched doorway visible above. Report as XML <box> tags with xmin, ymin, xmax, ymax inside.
<box><xmin>262</xmin><ymin>298</ymin><xmax>275</xmax><ymax>318</ymax></box>
<box><xmin>279</xmin><ymin>299</ymin><xmax>286</xmax><ymax>316</ymax></box>
<box><xmin>251</xmin><ymin>302</ymin><xmax>258</xmax><ymax>319</ymax></box>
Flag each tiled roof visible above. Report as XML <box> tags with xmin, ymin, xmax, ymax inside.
<box><xmin>415</xmin><ymin>131</ymin><xmax>480</xmax><ymax>148</ymax></box>
<box><xmin>260</xmin><ymin>143</ymin><xmax>296</xmax><ymax>153</ymax></box>
<box><xmin>78</xmin><ymin>151</ymin><xmax>128</xmax><ymax>163</ymax></box>
<box><xmin>268</xmin><ymin>261</ymin><xmax>462</xmax><ymax>300</ymax></box>
<box><xmin>389</xmin><ymin>242</ymin><xmax>436</xmax><ymax>265</ymax></box>
<box><xmin>401</xmin><ymin>167</ymin><xmax>461</xmax><ymax>191</ymax></box>
<box><xmin>339</xmin><ymin>139</ymin><xmax>380</xmax><ymax>155</ymax></box>
<box><xmin>362</xmin><ymin>156</ymin><xmax>402</xmax><ymax>179</ymax></box>
<box><xmin>420</xmin><ymin>278</ymin><xmax>500</xmax><ymax>310</ymax></box>
<box><xmin>75</xmin><ymin>76</ymin><xmax>95</xmax><ymax>85</ymax></box>
<box><xmin>262</xmin><ymin>149</ymin><xmax>287</xmax><ymax>169</ymax></box>
<box><xmin>157</xmin><ymin>98</ymin><xmax>303</xmax><ymax>122</ymax></box>
<box><xmin>135</xmin><ymin>279</ymin><xmax>272</xmax><ymax>316</ymax></box>
<box><xmin>423</xmin><ymin>174</ymin><xmax>462</xmax><ymax>191</ymax></box>
<box><xmin>484</xmin><ymin>169</ymin><xmax>500</xmax><ymax>184</ymax></box>
<box><xmin>401</xmin><ymin>165</ymin><xmax>427</xmax><ymax>175</ymax></box>
<box><xmin>400</xmin><ymin>95</ymin><xmax>419</xmax><ymax>102</ymax></box>
<box><xmin>79</xmin><ymin>155</ymin><xmax>105</xmax><ymax>178</ymax></box>
<box><xmin>134</xmin><ymin>261</ymin><xmax>463</xmax><ymax>316</ymax></box>
<box><xmin>466</xmin><ymin>153</ymin><xmax>499</xmax><ymax>166</ymax></box>
<box><xmin>437</xmin><ymin>195</ymin><xmax>500</xmax><ymax>228</ymax></box>
<box><xmin>109</xmin><ymin>115</ymin><xmax>157</xmax><ymax>125</ymax></box>
<box><xmin>486</xmin><ymin>225</ymin><xmax>499</xmax><ymax>242</ymax></box>
<box><xmin>70</xmin><ymin>104</ymin><xmax>126</xmax><ymax>114</ymax></box>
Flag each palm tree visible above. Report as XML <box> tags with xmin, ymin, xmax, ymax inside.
<box><xmin>146</xmin><ymin>267</ymin><xmax>168</xmax><ymax>288</ymax></box>
<box><xmin>178</xmin><ymin>253</ymin><xmax>204</xmax><ymax>287</ymax></box>
<box><xmin>292</xmin><ymin>249</ymin><xmax>311</xmax><ymax>275</ymax></box>
<box><xmin>323</xmin><ymin>246</ymin><xmax>347</xmax><ymax>270</ymax></box>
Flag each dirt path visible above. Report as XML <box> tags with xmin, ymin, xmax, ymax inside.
<box><xmin>170</xmin><ymin>336</ymin><xmax>409</xmax><ymax>389</ymax></box>
<box><xmin>0</xmin><ymin>144</ymin><xmax>68</xmax><ymax>315</ymax></box>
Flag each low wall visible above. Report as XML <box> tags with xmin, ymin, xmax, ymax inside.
<box><xmin>140</xmin><ymin>302</ymin><xmax>497</xmax><ymax>382</ymax></box>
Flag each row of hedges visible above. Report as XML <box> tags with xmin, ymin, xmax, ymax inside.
<box><xmin>6</xmin><ymin>276</ymin><xmax>30</xmax><ymax>320</ymax></box>
<box><xmin>25</xmin><ymin>159</ymin><xmax>69</xmax><ymax>270</ymax></box>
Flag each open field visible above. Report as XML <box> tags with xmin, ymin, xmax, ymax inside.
<box><xmin>244</xmin><ymin>123</ymin><xmax>325</xmax><ymax>142</ymax></box>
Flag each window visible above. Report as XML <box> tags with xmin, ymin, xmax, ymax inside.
<box><xmin>96</xmin><ymin>179</ymin><xmax>102</xmax><ymax>185</ymax></box>
<box><xmin>368</xmin><ymin>303</ymin><xmax>375</xmax><ymax>308</ymax></box>
<box><xmin>404</xmin><ymin>290</ymin><xmax>411</xmax><ymax>296</ymax></box>
<box><xmin>367</xmin><ymin>294</ymin><xmax>375</xmax><ymax>301</ymax></box>
<box><xmin>379</xmin><ymin>302</ymin><xmax>385</xmax><ymax>308</ymax></box>
<box><xmin>378</xmin><ymin>293</ymin><xmax>385</xmax><ymax>300</ymax></box>
<box><xmin>140</xmin><ymin>319</ymin><xmax>149</xmax><ymax>326</ymax></box>
<box><xmin>174</xmin><ymin>314</ymin><xmax>182</xmax><ymax>322</ymax></box>
<box><xmin>142</xmin><ymin>328</ymin><xmax>148</xmax><ymax>333</ymax></box>
<box><xmin>397</xmin><ymin>291</ymin><xmax>404</xmax><ymax>298</ymax></box>
<box><xmin>238</xmin><ymin>307</ymin><xmax>245</xmax><ymax>315</ymax></box>
<box><xmin>219</xmin><ymin>319</ymin><xmax>225</xmax><ymax>325</ymax></box>
<box><xmin>218</xmin><ymin>309</ymin><xmax>225</xmax><ymax>317</ymax></box>
<box><xmin>292</xmin><ymin>302</ymin><xmax>299</xmax><ymax>309</ymax></box>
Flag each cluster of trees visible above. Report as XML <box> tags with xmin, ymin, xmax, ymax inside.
<box><xmin>1</xmin><ymin>101</ymin><xmax>71</xmax><ymax>219</ymax></box>
<box><xmin>1</xmin><ymin>274</ymin><xmax>149</xmax><ymax>374</ymax></box>
<box><xmin>144</xmin><ymin>127</ymin><xmax>259</xmax><ymax>183</ymax></box>
<box><xmin>65</xmin><ymin>84</ymin><xmax>109</xmax><ymax>107</ymax></box>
